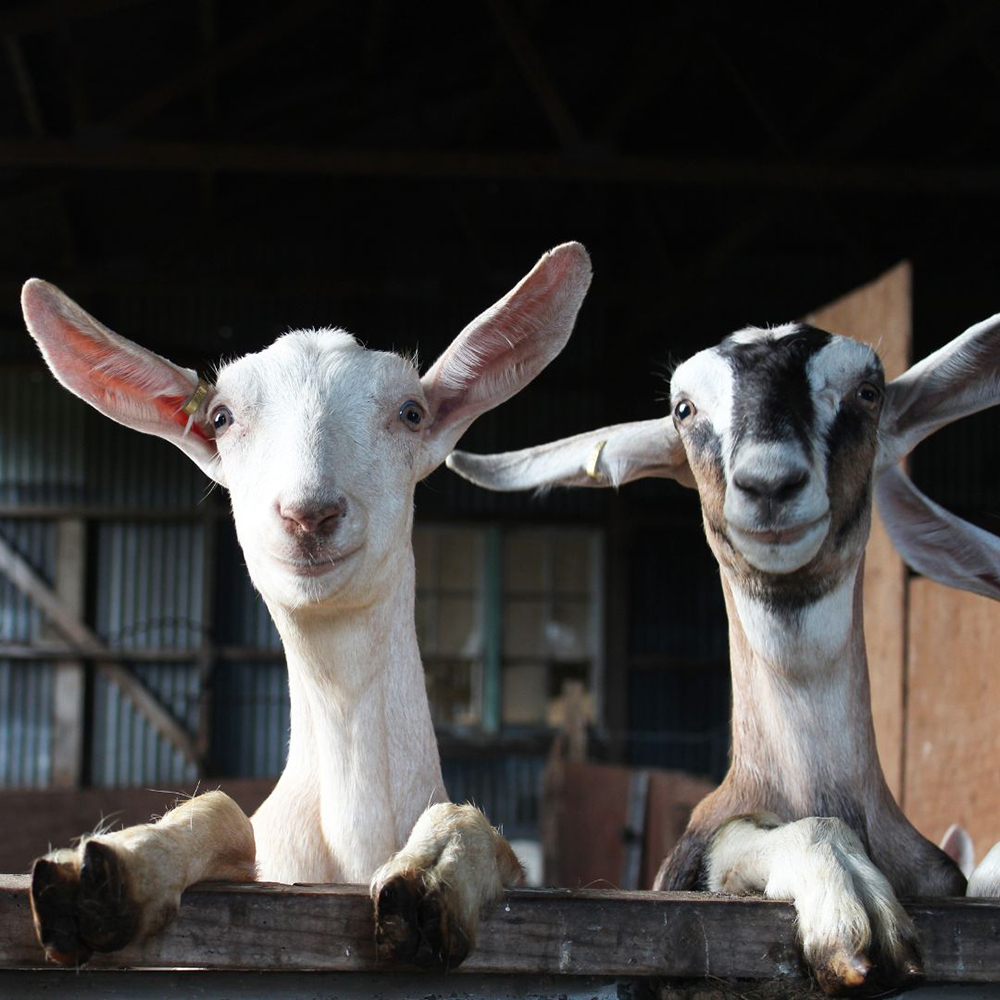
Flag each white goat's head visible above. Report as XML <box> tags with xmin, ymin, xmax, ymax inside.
<box><xmin>22</xmin><ymin>243</ymin><xmax>592</xmax><ymax>612</ymax></box>
<box><xmin>448</xmin><ymin>315</ymin><xmax>1000</xmax><ymax>606</ymax></box>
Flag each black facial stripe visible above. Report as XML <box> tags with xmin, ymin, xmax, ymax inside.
<box><xmin>687</xmin><ymin>421</ymin><xmax>722</xmax><ymax>464</ymax></box>
<box><xmin>834</xmin><ymin>476</ymin><xmax>872</xmax><ymax>546</ymax></box>
<box><xmin>719</xmin><ymin>325</ymin><xmax>832</xmax><ymax>456</ymax></box>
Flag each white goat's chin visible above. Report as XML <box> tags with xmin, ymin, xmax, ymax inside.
<box><xmin>728</xmin><ymin>514</ymin><xmax>830</xmax><ymax>574</ymax></box>
<box><xmin>267</xmin><ymin>546</ymin><xmax>363</xmax><ymax>599</ymax></box>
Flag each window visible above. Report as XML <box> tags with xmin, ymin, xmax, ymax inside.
<box><xmin>414</xmin><ymin>524</ymin><xmax>602</xmax><ymax>733</ymax></box>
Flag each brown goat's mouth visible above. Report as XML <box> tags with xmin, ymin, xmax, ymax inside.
<box><xmin>737</xmin><ymin>519</ymin><xmax>824</xmax><ymax>545</ymax></box>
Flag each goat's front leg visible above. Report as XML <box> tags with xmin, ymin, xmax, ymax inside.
<box><xmin>708</xmin><ymin>813</ymin><xmax>922</xmax><ymax>996</ymax></box>
<box><xmin>30</xmin><ymin>790</ymin><xmax>255</xmax><ymax>965</ymax></box>
<box><xmin>371</xmin><ymin>803</ymin><xmax>524</xmax><ymax>969</ymax></box>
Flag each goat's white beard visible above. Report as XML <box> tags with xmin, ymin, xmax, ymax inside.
<box><xmin>728</xmin><ymin>511</ymin><xmax>831</xmax><ymax>573</ymax></box>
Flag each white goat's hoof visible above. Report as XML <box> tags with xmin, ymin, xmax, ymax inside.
<box><xmin>31</xmin><ymin>841</ymin><xmax>144</xmax><ymax>966</ymax></box>
<box><xmin>373</xmin><ymin>869</ymin><xmax>471</xmax><ymax>968</ymax></box>
<box><xmin>371</xmin><ymin>802</ymin><xmax>523</xmax><ymax>969</ymax></box>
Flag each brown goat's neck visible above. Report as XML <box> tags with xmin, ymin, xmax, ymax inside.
<box><xmin>721</xmin><ymin>558</ymin><xmax>886</xmax><ymax>816</ymax></box>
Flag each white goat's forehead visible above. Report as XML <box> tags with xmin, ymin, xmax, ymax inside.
<box><xmin>214</xmin><ymin>328</ymin><xmax>421</xmax><ymax>406</ymax></box>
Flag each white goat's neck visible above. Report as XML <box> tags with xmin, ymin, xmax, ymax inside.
<box><xmin>258</xmin><ymin>547</ymin><xmax>445</xmax><ymax>883</ymax></box>
<box><xmin>721</xmin><ymin>557</ymin><xmax>884</xmax><ymax>816</ymax></box>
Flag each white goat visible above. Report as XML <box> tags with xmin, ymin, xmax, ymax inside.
<box><xmin>448</xmin><ymin>316</ymin><xmax>1000</xmax><ymax>993</ymax></box>
<box><xmin>940</xmin><ymin>826</ymin><xmax>1000</xmax><ymax>896</ymax></box>
<box><xmin>21</xmin><ymin>242</ymin><xmax>593</xmax><ymax>967</ymax></box>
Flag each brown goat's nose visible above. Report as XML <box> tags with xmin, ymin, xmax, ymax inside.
<box><xmin>733</xmin><ymin>467</ymin><xmax>809</xmax><ymax>504</ymax></box>
<box><xmin>279</xmin><ymin>497</ymin><xmax>347</xmax><ymax>535</ymax></box>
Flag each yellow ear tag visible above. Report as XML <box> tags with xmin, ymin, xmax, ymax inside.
<box><xmin>585</xmin><ymin>440</ymin><xmax>607</xmax><ymax>481</ymax></box>
<box><xmin>182</xmin><ymin>377</ymin><xmax>209</xmax><ymax>416</ymax></box>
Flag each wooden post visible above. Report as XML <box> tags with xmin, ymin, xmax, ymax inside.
<box><xmin>49</xmin><ymin>519</ymin><xmax>85</xmax><ymax>788</ymax></box>
<box><xmin>806</xmin><ymin>262</ymin><xmax>911</xmax><ymax>801</ymax></box>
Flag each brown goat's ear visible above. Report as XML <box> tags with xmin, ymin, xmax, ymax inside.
<box><xmin>875</xmin><ymin>465</ymin><xmax>1000</xmax><ymax>601</ymax></box>
<box><xmin>877</xmin><ymin>311</ymin><xmax>1000</xmax><ymax>470</ymax></box>
<box><xmin>21</xmin><ymin>279</ymin><xmax>222</xmax><ymax>483</ymax></box>
<box><xmin>417</xmin><ymin>242</ymin><xmax>591</xmax><ymax>478</ymax></box>
<box><xmin>446</xmin><ymin>417</ymin><xmax>693</xmax><ymax>492</ymax></box>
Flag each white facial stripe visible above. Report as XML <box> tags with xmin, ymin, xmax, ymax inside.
<box><xmin>671</xmin><ymin>347</ymin><xmax>736</xmax><ymax>441</ymax></box>
<box><xmin>727</xmin><ymin>322</ymin><xmax>801</xmax><ymax>345</ymax></box>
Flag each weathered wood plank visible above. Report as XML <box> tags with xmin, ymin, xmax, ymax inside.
<box><xmin>2</xmin><ymin>877</ymin><xmax>999</xmax><ymax>983</ymax></box>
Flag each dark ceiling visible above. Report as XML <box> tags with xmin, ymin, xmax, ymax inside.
<box><xmin>2</xmin><ymin>0</ymin><xmax>999</xmax><ymax>524</ymax></box>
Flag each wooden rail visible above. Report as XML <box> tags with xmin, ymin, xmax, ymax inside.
<box><xmin>2</xmin><ymin>875</ymin><xmax>999</xmax><ymax>989</ymax></box>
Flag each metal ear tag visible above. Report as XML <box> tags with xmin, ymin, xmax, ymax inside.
<box><xmin>585</xmin><ymin>440</ymin><xmax>607</xmax><ymax>481</ymax></box>
<box><xmin>182</xmin><ymin>377</ymin><xmax>209</xmax><ymax>416</ymax></box>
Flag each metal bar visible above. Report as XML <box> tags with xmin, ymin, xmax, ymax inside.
<box><xmin>7</xmin><ymin>138</ymin><xmax>1000</xmax><ymax>193</ymax></box>
<box><xmin>481</xmin><ymin>524</ymin><xmax>503</xmax><ymax>734</ymax></box>
<box><xmin>0</xmin><ymin>532</ymin><xmax>200</xmax><ymax>766</ymax></box>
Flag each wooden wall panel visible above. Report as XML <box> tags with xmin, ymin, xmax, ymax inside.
<box><xmin>806</xmin><ymin>261</ymin><xmax>911</xmax><ymax>800</ymax></box>
<box><xmin>0</xmin><ymin>780</ymin><xmax>274</xmax><ymax>875</ymax></box>
<box><xmin>904</xmin><ymin>579</ymin><xmax>1000</xmax><ymax>850</ymax></box>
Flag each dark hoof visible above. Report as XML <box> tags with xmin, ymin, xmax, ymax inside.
<box><xmin>30</xmin><ymin>842</ymin><xmax>139</xmax><ymax>966</ymax></box>
<box><xmin>812</xmin><ymin>948</ymin><xmax>871</xmax><ymax>995</ymax></box>
<box><xmin>30</xmin><ymin>858</ymin><xmax>93</xmax><ymax>966</ymax></box>
<box><xmin>374</xmin><ymin>874</ymin><xmax>470</xmax><ymax>970</ymax></box>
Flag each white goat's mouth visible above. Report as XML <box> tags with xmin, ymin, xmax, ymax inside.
<box><xmin>274</xmin><ymin>545</ymin><xmax>362</xmax><ymax>577</ymax></box>
<box><xmin>727</xmin><ymin>512</ymin><xmax>831</xmax><ymax>573</ymax></box>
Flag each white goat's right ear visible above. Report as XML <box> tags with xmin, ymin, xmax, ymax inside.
<box><xmin>417</xmin><ymin>242</ymin><xmax>591</xmax><ymax>478</ymax></box>
<box><xmin>939</xmin><ymin>823</ymin><xmax>976</xmax><ymax>880</ymax></box>
<box><xmin>875</xmin><ymin>465</ymin><xmax>1000</xmax><ymax>601</ymax></box>
<box><xmin>21</xmin><ymin>279</ymin><xmax>223</xmax><ymax>484</ymax></box>
<box><xmin>446</xmin><ymin>417</ymin><xmax>693</xmax><ymax>491</ymax></box>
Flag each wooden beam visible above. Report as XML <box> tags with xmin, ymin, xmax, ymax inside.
<box><xmin>6</xmin><ymin>138</ymin><xmax>1000</xmax><ymax>193</ymax></box>
<box><xmin>484</xmin><ymin>0</ymin><xmax>583</xmax><ymax>149</ymax></box>
<box><xmin>1</xmin><ymin>877</ymin><xmax>999</xmax><ymax>982</ymax></box>
<box><xmin>816</xmin><ymin>3</ymin><xmax>1000</xmax><ymax>154</ymax></box>
<box><xmin>0</xmin><ymin>533</ymin><xmax>200</xmax><ymax>766</ymax></box>
<box><xmin>49</xmin><ymin>520</ymin><xmax>86</xmax><ymax>787</ymax></box>
<box><xmin>0</xmin><ymin>0</ymin><xmax>152</xmax><ymax>35</ymax></box>
<box><xmin>103</xmin><ymin>0</ymin><xmax>326</xmax><ymax>130</ymax></box>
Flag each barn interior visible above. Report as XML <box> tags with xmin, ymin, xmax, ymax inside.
<box><xmin>0</xmin><ymin>1</ymin><xmax>998</xmax><ymax>888</ymax></box>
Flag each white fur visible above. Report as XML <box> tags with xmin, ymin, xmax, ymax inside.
<box><xmin>968</xmin><ymin>841</ymin><xmax>1000</xmax><ymax>896</ymax></box>
<box><xmin>709</xmin><ymin>815</ymin><xmax>914</xmax><ymax>978</ymax></box>
<box><xmin>22</xmin><ymin>242</ymin><xmax>591</xmax><ymax>964</ymax></box>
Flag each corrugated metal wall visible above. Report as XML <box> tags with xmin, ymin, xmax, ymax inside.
<box><xmin>0</xmin><ymin>518</ymin><xmax>56</xmax><ymax>786</ymax></box>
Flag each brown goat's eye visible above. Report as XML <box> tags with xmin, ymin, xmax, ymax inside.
<box><xmin>674</xmin><ymin>399</ymin><xmax>697</xmax><ymax>423</ymax></box>
<box><xmin>399</xmin><ymin>400</ymin><xmax>423</xmax><ymax>430</ymax></box>
<box><xmin>856</xmin><ymin>382</ymin><xmax>881</xmax><ymax>411</ymax></box>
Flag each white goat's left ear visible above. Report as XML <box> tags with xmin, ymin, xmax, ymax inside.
<box><xmin>877</xmin><ymin>312</ymin><xmax>1000</xmax><ymax>470</ymax></box>
<box><xmin>417</xmin><ymin>242</ymin><xmax>591</xmax><ymax>478</ymax></box>
<box><xmin>875</xmin><ymin>465</ymin><xmax>1000</xmax><ymax>601</ymax></box>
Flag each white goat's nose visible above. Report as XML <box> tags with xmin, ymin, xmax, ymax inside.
<box><xmin>278</xmin><ymin>496</ymin><xmax>347</xmax><ymax>535</ymax></box>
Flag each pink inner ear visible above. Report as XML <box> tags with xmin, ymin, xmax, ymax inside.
<box><xmin>26</xmin><ymin>284</ymin><xmax>210</xmax><ymax>443</ymax></box>
<box><xmin>423</xmin><ymin>242</ymin><xmax>591</xmax><ymax>428</ymax></box>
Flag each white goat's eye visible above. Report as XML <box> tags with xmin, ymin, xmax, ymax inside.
<box><xmin>674</xmin><ymin>399</ymin><xmax>696</xmax><ymax>423</ymax></box>
<box><xmin>399</xmin><ymin>400</ymin><xmax>423</xmax><ymax>430</ymax></box>
<box><xmin>856</xmin><ymin>382</ymin><xmax>881</xmax><ymax>411</ymax></box>
<box><xmin>211</xmin><ymin>405</ymin><xmax>234</xmax><ymax>434</ymax></box>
